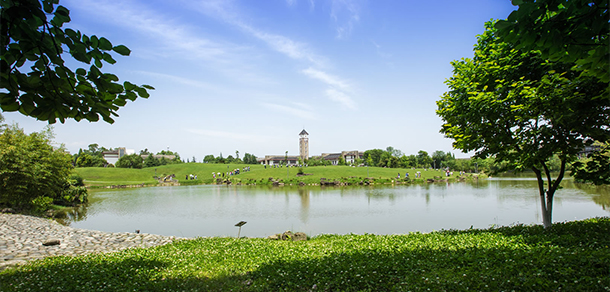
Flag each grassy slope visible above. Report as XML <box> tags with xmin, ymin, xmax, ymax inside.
<box><xmin>1</xmin><ymin>218</ymin><xmax>608</xmax><ymax>291</ymax></box>
<box><xmin>74</xmin><ymin>164</ymin><xmax>468</xmax><ymax>187</ymax></box>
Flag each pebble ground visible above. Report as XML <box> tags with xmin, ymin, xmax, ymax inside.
<box><xmin>0</xmin><ymin>213</ymin><xmax>181</xmax><ymax>271</ymax></box>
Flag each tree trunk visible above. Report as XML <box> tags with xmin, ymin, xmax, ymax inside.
<box><xmin>532</xmin><ymin>159</ymin><xmax>566</xmax><ymax>229</ymax></box>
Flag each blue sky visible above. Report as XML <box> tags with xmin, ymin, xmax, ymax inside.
<box><xmin>4</xmin><ymin>0</ymin><xmax>517</xmax><ymax>160</ymax></box>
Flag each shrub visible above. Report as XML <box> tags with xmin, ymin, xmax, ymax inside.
<box><xmin>0</xmin><ymin>124</ymin><xmax>73</xmax><ymax>210</ymax></box>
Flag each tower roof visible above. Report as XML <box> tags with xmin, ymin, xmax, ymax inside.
<box><xmin>299</xmin><ymin>129</ymin><xmax>309</xmax><ymax>135</ymax></box>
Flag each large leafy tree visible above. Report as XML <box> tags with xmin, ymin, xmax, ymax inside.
<box><xmin>437</xmin><ymin>22</ymin><xmax>609</xmax><ymax>228</ymax></box>
<box><xmin>495</xmin><ymin>0</ymin><xmax>609</xmax><ymax>83</ymax></box>
<box><xmin>0</xmin><ymin>122</ymin><xmax>74</xmax><ymax>209</ymax></box>
<box><xmin>1</xmin><ymin>0</ymin><xmax>153</xmax><ymax>123</ymax></box>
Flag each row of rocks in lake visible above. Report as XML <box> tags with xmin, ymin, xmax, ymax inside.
<box><xmin>0</xmin><ymin>213</ymin><xmax>181</xmax><ymax>271</ymax></box>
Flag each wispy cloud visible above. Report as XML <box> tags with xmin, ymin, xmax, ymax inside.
<box><xmin>68</xmin><ymin>0</ymin><xmax>231</xmax><ymax>61</ymax></box>
<box><xmin>188</xmin><ymin>0</ymin><xmax>327</xmax><ymax>67</ymax></box>
<box><xmin>330</xmin><ymin>0</ymin><xmax>362</xmax><ymax>39</ymax></box>
<box><xmin>325</xmin><ymin>88</ymin><xmax>357</xmax><ymax>110</ymax></box>
<box><xmin>302</xmin><ymin>67</ymin><xmax>351</xmax><ymax>92</ymax></box>
<box><xmin>261</xmin><ymin>103</ymin><xmax>317</xmax><ymax>120</ymax></box>
<box><xmin>286</xmin><ymin>0</ymin><xmax>297</xmax><ymax>6</ymax></box>
<box><xmin>302</xmin><ymin>67</ymin><xmax>357</xmax><ymax>109</ymax></box>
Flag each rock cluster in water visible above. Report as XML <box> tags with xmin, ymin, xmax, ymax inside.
<box><xmin>0</xmin><ymin>213</ymin><xmax>181</xmax><ymax>271</ymax></box>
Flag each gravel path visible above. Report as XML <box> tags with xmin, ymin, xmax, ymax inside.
<box><xmin>0</xmin><ymin>213</ymin><xmax>182</xmax><ymax>271</ymax></box>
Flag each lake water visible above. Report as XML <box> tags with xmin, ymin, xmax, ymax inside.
<box><xmin>66</xmin><ymin>178</ymin><xmax>609</xmax><ymax>238</ymax></box>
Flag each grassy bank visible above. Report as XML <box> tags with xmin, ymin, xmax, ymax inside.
<box><xmin>73</xmin><ymin>164</ymin><xmax>481</xmax><ymax>187</ymax></box>
<box><xmin>1</xmin><ymin>217</ymin><xmax>608</xmax><ymax>291</ymax></box>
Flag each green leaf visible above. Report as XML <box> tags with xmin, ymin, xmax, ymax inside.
<box><xmin>102</xmin><ymin>53</ymin><xmax>116</xmax><ymax>64</ymax></box>
<box><xmin>91</xmin><ymin>36</ymin><xmax>99</xmax><ymax>48</ymax></box>
<box><xmin>123</xmin><ymin>81</ymin><xmax>136</xmax><ymax>91</ymax></box>
<box><xmin>1</xmin><ymin>102</ymin><xmax>20</xmax><ymax>111</ymax></box>
<box><xmin>76</xmin><ymin>68</ymin><xmax>86</xmax><ymax>76</ymax></box>
<box><xmin>112</xmin><ymin>45</ymin><xmax>131</xmax><ymax>56</ymax></box>
<box><xmin>98</xmin><ymin>37</ymin><xmax>113</xmax><ymax>51</ymax></box>
<box><xmin>142</xmin><ymin>84</ymin><xmax>155</xmax><ymax>90</ymax></box>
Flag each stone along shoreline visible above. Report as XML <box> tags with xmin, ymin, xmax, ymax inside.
<box><xmin>0</xmin><ymin>213</ymin><xmax>181</xmax><ymax>271</ymax></box>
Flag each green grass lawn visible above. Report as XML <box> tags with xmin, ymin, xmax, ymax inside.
<box><xmin>73</xmin><ymin>164</ymin><xmax>474</xmax><ymax>187</ymax></box>
<box><xmin>1</xmin><ymin>217</ymin><xmax>608</xmax><ymax>291</ymax></box>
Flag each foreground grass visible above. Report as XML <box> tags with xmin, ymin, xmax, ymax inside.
<box><xmin>74</xmin><ymin>164</ymin><xmax>473</xmax><ymax>187</ymax></box>
<box><xmin>2</xmin><ymin>218</ymin><xmax>608</xmax><ymax>291</ymax></box>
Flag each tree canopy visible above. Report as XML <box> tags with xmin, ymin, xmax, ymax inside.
<box><xmin>1</xmin><ymin>0</ymin><xmax>154</xmax><ymax>123</ymax></box>
<box><xmin>495</xmin><ymin>0</ymin><xmax>609</xmax><ymax>83</ymax></box>
<box><xmin>437</xmin><ymin>21</ymin><xmax>609</xmax><ymax>228</ymax></box>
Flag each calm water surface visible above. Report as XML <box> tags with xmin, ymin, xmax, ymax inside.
<box><xmin>67</xmin><ymin>178</ymin><xmax>609</xmax><ymax>238</ymax></box>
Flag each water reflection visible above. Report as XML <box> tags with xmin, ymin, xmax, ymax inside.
<box><xmin>63</xmin><ymin>180</ymin><xmax>609</xmax><ymax>238</ymax></box>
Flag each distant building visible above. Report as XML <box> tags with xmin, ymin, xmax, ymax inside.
<box><xmin>258</xmin><ymin>155</ymin><xmax>300</xmax><ymax>166</ymax></box>
<box><xmin>140</xmin><ymin>154</ymin><xmax>176</xmax><ymax>160</ymax></box>
<box><xmin>102</xmin><ymin>147</ymin><xmax>135</xmax><ymax>165</ymax></box>
<box><xmin>299</xmin><ymin>129</ymin><xmax>309</xmax><ymax>162</ymax></box>
<box><xmin>257</xmin><ymin>130</ymin><xmax>364</xmax><ymax>166</ymax></box>
<box><xmin>321</xmin><ymin>151</ymin><xmax>364</xmax><ymax>165</ymax></box>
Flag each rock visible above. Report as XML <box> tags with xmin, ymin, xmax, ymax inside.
<box><xmin>281</xmin><ymin>231</ymin><xmax>294</xmax><ymax>240</ymax></box>
<box><xmin>43</xmin><ymin>239</ymin><xmax>60</xmax><ymax>246</ymax></box>
<box><xmin>1</xmin><ymin>208</ymin><xmax>15</xmax><ymax>214</ymax></box>
<box><xmin>293</xmin><ymin>232</ymin><xmax>307</xmax><ymax>241</ymax></box>
<box><xmin>267</xmin><ymin>234</ymin><xmax>280</xmax><ymax>240</ymax></box>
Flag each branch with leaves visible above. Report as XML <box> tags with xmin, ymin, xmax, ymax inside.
<box><xmin>0</xmin><ymin>0</ymin><xmax>154</xmax><ymax>123</ymax></box>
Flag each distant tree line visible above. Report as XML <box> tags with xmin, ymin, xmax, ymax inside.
<box><xmin>203</xmin><ymin>151</ymin><xmax>258</xmax><ymax>164</ymax></box>
<box><xmin>72</xmin><ymin>146</ymin><xmax>182</xmax><ymax>169</ymax></box>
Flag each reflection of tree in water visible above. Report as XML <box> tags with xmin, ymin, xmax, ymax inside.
<box><xmin>574</xmin><ymin>183</ymin><xmax>610</xmax><ymax>210</ymax></box>
<box><xmin>54</xmin><ymin>204</ymin><xmax>90</xmax><ymax>226</ymax></box>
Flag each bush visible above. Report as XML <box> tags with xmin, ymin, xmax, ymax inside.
<box><xmin>0</xmin><ymin>124</ymin><xmax>73</xmax><ymax>210</ymax></box>
<box><xmin>116</xmin><ymin>154</ymin><xmax>143</xmax><ymax>169</ymax></box>
<box><xmin>69</xmin><ymin>174</ymin><xmax>85</xmax><ymax>186</ymax></box>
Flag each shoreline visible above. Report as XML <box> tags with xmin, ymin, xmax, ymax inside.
<box><xmin>0</xmin><ymin>213</ymin><xmax>182</xmax><ymax>271</ymax></box>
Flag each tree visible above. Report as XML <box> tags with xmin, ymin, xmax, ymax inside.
<box><xmin>385</xmin><ymin>146</ymin><xmax>402</xmax><ymax>157</ymax></box>
<box><xmin>363</xmin><ymin>149</ymin><xmax>384</xmax><ymax>166</ymax></box>
<box><xmin>432</xmin><ymin>151</ymin><xmax>447</xmax><ymax>169</ymax></box>
<box><xmin>0</xmin><ymin>123</ymin><xmax>74</xmax><ymax>210</ymax></box>
<box><xmin>203</xmin><ymin>154</ymin><xmax>216</xmax><ymax>163</ymax></box>
<box><xmin>416</xmin><ymin>151</ymin><xmax>432</xmax><ymax>168</ymax></box>
<box><xmin>243</xmin><ymin>153</ymin><xmax>258</xmax><ymax>164</ymax></box>
<box><xmin>571</xmin><ymin>142</ymin><xmax>610</xmax><ymax>185</ymax></box>
<box><xmin>437</xmin><ymin>21</ymin><xmax>609</xmax><ymax>228</ymax></box>
<box><xmin>143</xmin><ymin>154</ymin><xmax>160</xmax><ymax>168</ymax></box>
<box><xmin>495</xmin><ymin>0</ymin><xmax>609</xmax><ymax>83</ymax></box>
<box><xmin>115</xmin><ymin>153</ymin><xmax>142</xmax><ymax>169</ymax></box>
<box><xmin>75</xmin><ymin>152</ymin><xmax>105</xmax><ymax>167</ymax></box>
<box><xmin>1</xmin><ymin>0</ymin><xmax>154</xmax><ymax>124</ymax></box>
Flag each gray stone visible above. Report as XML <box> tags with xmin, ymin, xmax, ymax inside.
<box><xmin>293</xmin><ymin>232</ymin><xmax>307</xmax><ymax>241</ymax></box>
<box><xmin>43</xmin><ymin>239</ymin><xmax>60</xmax><ymax>246</ymax></box>
<box><xmin>281</xmin><ymin>230</ymin><xmax>294</xmax><ymax>240</ymax></box>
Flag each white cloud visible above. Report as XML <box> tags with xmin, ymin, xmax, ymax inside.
<box><xmin>302</xmin><ymin>67</ymin><xmax>351</xmax><ymax>91</ymax></box>
<box><xmin>68</xmin><ymin>0</ymin><xmax>231</xmax><ymax>61</ymax></box>
<box><xmin>188</xmin><ymin>0</ymin><xmax>327</xmax><ymax>67</ymax></box>
<box><xmin>286</xmin><ymin>0</ymin><xmax>297</xmax><ymax>6</ymax></box>
<box><xmin>325</xmin><ymin>88</ymin><xmax>356</xmax><ymax>110</ymax></box>
<box><xmin>261</xmin><ymin>103</ymin><xmax>317</xmax><ymax>120</ymax></box>
<box><xmin>330</xmin><ymin>0</ymin><xmax>362</xmax><ymax>39</ymax></box>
